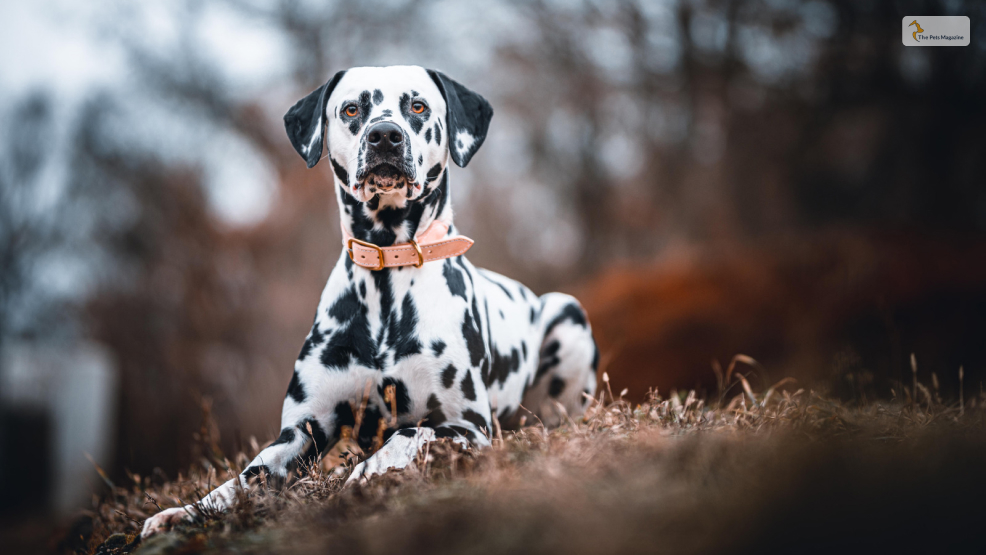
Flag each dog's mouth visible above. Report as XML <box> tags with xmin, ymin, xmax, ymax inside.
<box><xmin>362</xmin><ymin>163</ymin><xmax>408</xmax><ymax>193</ymax></box>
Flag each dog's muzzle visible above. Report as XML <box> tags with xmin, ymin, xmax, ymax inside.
<box><xmin>365</xmin><ymin>163</ymin><xmax>405</xmax><ymax>191</ymax></box>
<box><xmin>361</xmin><ymin>122</ymin><xmax>413</xmax><ymax>192</ymax></box>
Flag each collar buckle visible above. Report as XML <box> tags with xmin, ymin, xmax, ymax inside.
<box><xmin>347</xmin><ymin>238</ymin><xmax>385</xmax><ymax>271</ymax></box>
<box><xmin>409</xmin><ymin>239</ymin><xmax>425</xmax><ymax>268</ymax></box>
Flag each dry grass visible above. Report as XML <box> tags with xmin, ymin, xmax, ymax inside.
<box><xmin>67</xmin><ymin>359</ymin><xmax>986</xmax><ymax>555</ymax></box>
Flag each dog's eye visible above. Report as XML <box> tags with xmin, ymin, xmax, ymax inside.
<box><xmin>344</xmin><ymin>104</ymin><xmax>359</xmax><ymax>117</ymax></box>
<box><xmin>411</xmin><ymin>101</ymin><xmax>426</xmax><ymax>114</ymax></box>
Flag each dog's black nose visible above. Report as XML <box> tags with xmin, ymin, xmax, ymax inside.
<box><xmin>366</xmin><ymin>122</ymin><xmax>404</xmax><ymax>152</ymax></box>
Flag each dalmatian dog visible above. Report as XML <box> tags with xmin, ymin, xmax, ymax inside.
<box><xmin>141</xmin><ymin>65</ymin><xmax>598</xmax><ymax>538</ymax></box>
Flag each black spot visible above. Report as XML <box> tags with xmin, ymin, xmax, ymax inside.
<box><xmin>372</xmin><ymin>89</ymin><xmax>383</xmax><ymax>105</ymax></box>
<box><xmin>286</xmin><ymin>371</ymin><xmax>306</xmax><ymax>403</ymax></box>
<box><xmin>298</xmin><ymin>322</ymin><xmax>324</xmax><ymax>361</ymax></box>
<box><xmin>382</xmin><ymin>109</ymin><xmax>392</xmax><ymax>117</ymax></box>
<box><xmin>332</xmin><ymin>402</ymin><xmax>382</xmax><ymax>450</ymax></box>
<box><xmin>521</xmin><ymin>341</ymin><xmax>527</xmax><ymax>361</ymax></box>
<box><xmin>443</xmin><ymin>259</ymin><xmax>467</xmax><ymax>301</ymax></box>
<box><xmin>456</xmin><ymin>256</ymin><xmax>473</xmax><ymax>287</ymax></box>
<box><xmin>473</xmin><ymin>297</ymin><xmax>484</xmax><ymax>339</ymax></box>
<box><xmin>435</xmin><ymin>426</ymin><xmax>473</xmax><ymax>440</ymax></box>
<box><xmin>424</xmin><ymin>127</ymin><xmax>432</xmax><ymax>143</ymax></box>
<box><xmin>462</xmin><ymin>309</ymin><xmax>485</xmax><ymax>367</ymax></box>
<box><xmin>391</xmin><ymin>292</ymin><xmax>422</xmax><ymax>362</ymax></box>
<box><xmin>343</xmin><ymin>90</ymin><xmax>373</xmax><ymax>135</ymax></box>
<box><xmin>373</xmin><ymin>270</ymin><xmax>395</xmax><ymax>348</ymax></box>
<box><xmin>542</xmin><ymin>339</ymin><xmax>561</xmax><ymax>357</ymax></box>
<box><xmin>352</xmin><ymin>186</ymin><xmax>427</xmax><ymax>246</ymax></box>
<box><xmin>499</xmin><ymin>310</ymin><xmax>504</xmax><ymax>319</ymax></box>
<box><xmin>482</xmin><ymin>272</ymin><xmax>514</xmax><ymax>300</ymax></box>
<box><xmin>359</xmin><ymin>281</ymin><xmax>367</xmax><ymax>299</ymax></box>
<box><xmin>432</xmin><ymin>340</ymin><xmax>447</xmax><ymax>357</ymax></box>
<box><xmin>242</xmin><ymin>465</ymin><xmax>272</xmax><ymax>480</ymax></box>
<box><xmin>270</xmin><ymin>427</ymin><xmax>296</xmax><ymax>447</ymax></box>
<box><xmin>591</xmin><ymin>337</ymin><xmax>600</xmax><ymax>371</ymax></box>
<box><xmin>331</xmin><ymin>157</ymin><xmax>349</xmax><ymax>185</ymax></box>
<box><xmin>549</xmin><ymin>377</ymin><xmax>566</xmax><ymax>398</ymax></box>
<box><xmin>530</xmin><ymin>307</ymin><xmax>536</xmax><ymax>323</ymax></box>
<box><xmin>399</xmin><ymin>92</ymin><xmax>429</xmax><ymax>133</ymax></box>
<box><xmin>462</xmin><ymin>409</ymin><xmax>489</xmax><ymax>434</ymax></box>
<box><xmin>333</xmin><ymin>402</ymin><xmax>355</xmax><ymax>431</ymax></box>
<box><xmin>418</xmin><ymin>154</ymin><xmax>423</xmax><ymax>165</ymax></box>
<box><xmin>426</xmin><ymin>163</ymin><xmax>443</xmax><ymax>182</ymax></box>
<box><xmin>397</xmin><ymin>428</ymin><xmax>417</xmax><ymax>438</ymax></box>
<box><xmin>422</xmin><ymin>394</ymin><xmax>447</xmax><ymax>427</ymax></box>
<box><xmin>329</xmin><ymin>285</ymin><xmax>361</xmax><ymax>321</ymax></box>
<box><xmin>434</xmin><ymin>122</ymin><xmax>441</xmax><ymax>145</ymax></box>
<box><xmin>338</xmin><ymin>185</ymin><xmax>378</xmax><ymax>244</ymax></box>
<box><xmin>488</xmin><ymin>347</ymin><xmax>521</xmax><ymax>386</ymax></box>
<box><xmin>379</xmin><ymin>377</ymin><xmax>411</xmax><ymax>415</ymax></box>
<box><xmin>442</xmin><ymin>364</ymin><xmax>457</xmax><ymax>388</ymax></box>
<box><xmin>485</xmin><ymin>301</ymin><xmax>494</xmax><ymax>367</ymax></box>
<box><xmin>535</xmin><ymin>339</ymin><xmax>561</xmax><ymax>384</ymax></box>
<box><xmin>321</xmin><ymin>286</ymin><xmax>381</xmax><ymax>369</ymax></box>
<box><xmin>298</xmin><ymin>417</ymin><xmax>330</xmax><ymax>462</ymax></box>
<box><xmin>544</xmin><ymin>303</ymin><xmax>588</xmax><ymax>337</ymax></box>
<box><xmin>460</xmin><ymin>371</ymin><xmax>476</xmax><ymax>401</ymax></box>
<box><xmin>376</xmin><ymin>205</ymin><xmax>407</xmax><ymax>228</ymax></box>
<box><xmin>403</xmin><ymin>137</ymin><xmax>416</xmax><ymax>179</ymax></box>
<box><xmin>432</xmin><ymin>172</ymin><xmax>449</xmax><ymax>215</ymax></box>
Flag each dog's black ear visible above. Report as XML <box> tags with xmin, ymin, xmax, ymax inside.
<box><xmin>427</xmin><ymin>70</ymin><xmax>493</xmax><ymax>167</ymax></box>
<box><xmin>284</xmin><ymin>70</ymin><xmax>346</xmax><ymax>168</ymax></box>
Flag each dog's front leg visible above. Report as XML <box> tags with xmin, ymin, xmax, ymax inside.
<box><xmin>345</xmin><ymin>427</ymin><xmax>441</xmax><ymax>485</ymax></box>
<box><xmin>345</xmin><ymin>419</ymin><xmax>490</xmax><ymax>485</ymax></box>
<box><xmin>141</xmin><ymin>417</ymin><xmax>324</xmax><ymax>538</ymax></box>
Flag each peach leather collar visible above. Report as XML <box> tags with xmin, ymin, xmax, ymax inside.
<box><xmin>342</xmin><ymin>220</ymin><xmax>474</xmax><ymax>271</ymax></box>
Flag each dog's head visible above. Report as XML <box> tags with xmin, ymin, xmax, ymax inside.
<box><xmin>284</xmin><ymin>66</ymin><xmax>493</xmax><ymax>204</ymax></box>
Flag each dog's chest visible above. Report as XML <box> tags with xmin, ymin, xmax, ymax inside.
<box><xmin>306</xmin><ymin>254</ymin><xmax>542</xmax><ymax>420</ymax></box>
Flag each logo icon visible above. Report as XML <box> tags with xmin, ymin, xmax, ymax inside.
<box><xmin>903</xmin><ymin>16</ymin><xmax>969</xmax><ymax>47</ymax></box>
<box><xmin>909</xmin><ymin>20</ymin><xmax>924</xmax><ymax>42</ymax></box>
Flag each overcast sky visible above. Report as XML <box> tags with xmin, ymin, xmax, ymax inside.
<box><xmin>0</xmin><ymin>1</ymin><xmax>122</xmax><ymax>100</ymax></box>
<box><xmin>0</xmin><ymin>0</ymin><xmax>292</xmax><ymax>226</ymax></box>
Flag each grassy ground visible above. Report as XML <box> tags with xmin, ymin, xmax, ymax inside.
<box><xmin>71</xmin><ymin>362</ymin><xmax>986</xmax><ymax>555</ymax></box>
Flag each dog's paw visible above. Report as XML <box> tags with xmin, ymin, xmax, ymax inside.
<box><xmin>141</xmin><ymin>506</ymin><xmax>195</xmax><ymax>538</ymax></box>
<box><xmin>345</xmin><ymin>428</ymin><xmax>438</xmax><ymax>486</ymax></box>
<box><xmin>345</xmin><ymin>456</ymin><xmax>396</xmax><ymax>485</ymax></box>
<box><xmin>345</xmin><ymin>460</ymin><xmax>370</xmax><ymax>486</ymax></box>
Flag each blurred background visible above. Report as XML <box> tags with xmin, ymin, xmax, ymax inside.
<box><xmin>1</xmin><ymin>0</ymin><xmax>985</xmax><ymax>528</ymax></box>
